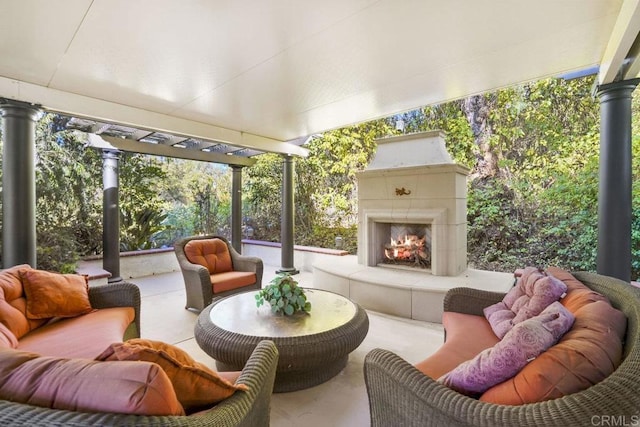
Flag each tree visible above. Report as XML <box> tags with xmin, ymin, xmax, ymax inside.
<box><xmin>33</xmin><ymin>114</ymin><xmax>103</xmax><ymax>271</ymax></box>
<box><xmin>154</xmin><ymin>159</ymin><xmax>232</xmax><ymax>245</ymax></box>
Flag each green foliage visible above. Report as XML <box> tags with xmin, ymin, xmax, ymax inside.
<box><xmin>244</xmin><ymin>153</ymin><xmax>283</xmax><ymax>241</ymax></box>
<box><xmin>466</xmin><ymin>180</ymin><xmax>531</xmax><ymax>271</ymax></box>
<box><xmin>244</xmin><ymin>120</ymin><xmax>390</xmax><ymax>248</ymax></box>
<box><xmin>118</xmin><ymin>153</ymin><xmax>168</xmax><ymax>251</ymax></box>
<box><xmin>33</xmin><ymin>114</ymin><xmax>103</xmax><ymax>270</ymax></box>
<box><xmin>153</xmin><ymin>203</ymin><xmax>198</xmax><ymax>247</ymax></box>
<box><xmin>37</xmin><ymin>228</ymin><xmax>78</xmax><ymax>273</ymax></box>
<box><xmin>156</xmin><ymin>159</ymin><xmax>232</xmax><ymax>244</ymax></box>
<box><xmin>255</xmin><ymin>273</ymin><xmax>311</xmax><ymax>315</ymax></box>
<box><xmin>298</xmin><ymin>225</ymin><xmax>358</xmax><ymax>254</ymax></box>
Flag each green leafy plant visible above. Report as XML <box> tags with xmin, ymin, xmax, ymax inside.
<box><xmin>255</xmin><ymin>273</ymin><xmax>311</xmax><ymax>315</ymax></box>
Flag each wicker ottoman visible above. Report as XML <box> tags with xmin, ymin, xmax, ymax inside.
<box><xmin>195</xmin><ymin>289</ymin><xmax>369</xmax><ymax>392</ymax></box>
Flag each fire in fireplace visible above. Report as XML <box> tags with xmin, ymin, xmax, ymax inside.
<box><xmin>381</xmin><ymin>224</ymin><xmax>431</xmax><ymax>269</ymax></box>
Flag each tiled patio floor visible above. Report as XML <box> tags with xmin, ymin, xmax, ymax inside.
<box><xmin>129</xmin><ymin>265</ymin><xmax>446</xmax><ymax>427</ymax></box>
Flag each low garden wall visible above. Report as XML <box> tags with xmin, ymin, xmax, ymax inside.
<box><xmin>78</xmin><ymin>240</ymin><xmax>349</xmax><ymax>284</ymax></box>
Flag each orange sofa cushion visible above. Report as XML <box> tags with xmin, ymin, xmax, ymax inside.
<box><xmin>21</xmin><ymin>269</ymin><xmax>93</xmax><ymax>320</ymax></box>
<box><xmin>18</xmin><ymin>307</ymin><xmax>135</xmax><ymax>359</ymax></box>
<box><xmin>0</xmin><ymin>349</ymin><xmax>184</xmax><ymax>416</ymax></box>
<box><xmin>415</xmin><ymin>311</ymin><xmax>499</xmax><ymax>380</ymax></box>
<box><xmin>0</xmin><ymin>265</ymin><xmax>47</xmax><ymax>339</ymax></box>
<box><xmin>184</xmin><ymin>239</ymin><xmax>233</xmax><ymax>274</ymax></box>
<box><xmin>0</xmin><ymin>323</ymin><xmax>18</xmax><ymax>349</ymax></box>
<box><xmin>480</xmin><ymin>268</ymin><xmax>627</xmax><ymax>405</ymax></box>
<box><xmin>211</xmin><ymin>271</ymin><xmax>257</xmax><ymax>294</ymax></box>
<box><xmin>97</xmin><ymin>338</ymin><xmax>248</xmax><ymax>413</ymax></box>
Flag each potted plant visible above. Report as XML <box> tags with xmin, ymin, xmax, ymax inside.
<box><xmin>255</xmin><ymin>273</ymin><xmax>311</xmax><ymax>315</ymax></box>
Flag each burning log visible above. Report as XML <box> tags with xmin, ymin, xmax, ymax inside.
<box><xmin>383</xmin><ymin>234</ymin><xmax>430</xmax><ymax>269</ymax></box>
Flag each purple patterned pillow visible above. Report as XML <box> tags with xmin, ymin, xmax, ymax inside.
<box><xmin>484</xmin><ymin>267</ymin><xmax>567</xmax><ymax>339</ymax></box>
<box><xmin>441</xmin><ymin>301</ymin><xmax>575</xmax><ymax>396</ymax></box>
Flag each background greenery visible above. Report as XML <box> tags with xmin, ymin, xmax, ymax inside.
<box><xmin>0</xmin><ymin>75</ymin><xmax>638</xmax><ymax>279</ymax></box>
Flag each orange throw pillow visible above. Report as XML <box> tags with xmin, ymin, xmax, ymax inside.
<box><xmin>21</xmin><ymin>270</ymin><xmax>93</xmax><ymax>320</ymax></box>
<box><xmin>96</xmin><ymin>338</ymin><xmax>248</xmax><ymax>413</ymax></box>
<box><xmin>0</xmin><ymin>323</ymin><xmax>18</xmax><ymax>349</ymax></box>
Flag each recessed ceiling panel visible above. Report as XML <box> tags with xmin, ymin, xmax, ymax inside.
<box><xmin>0</xmin><ymin>0</ymin><xmax>92</xmax><ymax>85</ymax></box>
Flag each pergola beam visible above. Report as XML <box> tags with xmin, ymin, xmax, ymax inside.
<box><xmin>87</xmin><ymin>134</ymin><xmax>256</xmax><ymax>167</ymax></box>
<box><xmin>0</xmin><ymin>77</ymin><xmax>309</xmax><ymax>158</ymax></box>
<box><xmin>623</xmin><ymin>36</ymin><xmax>640</xmax><ymax>80</ymax></box>
<box><xmin>598</xmin><ymin>0</ymin><xmax>640</xmax><ymax>84</ymax></box>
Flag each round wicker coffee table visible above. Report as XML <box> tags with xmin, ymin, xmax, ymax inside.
<box><xmin>195</xmin><ymin>288</ymin><xmax>369</xmax><ymax>392</ymax></box>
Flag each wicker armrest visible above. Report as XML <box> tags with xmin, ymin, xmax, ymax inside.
<box><xmin>443</xmin><ymin>287</ymin><xmax>506</xmax><ymax>316</ymax></box>
<box><xmin>229</xmin><ymin>249</ymin><xmax>264</xmax><ymax>287</ymax></box>
<box><xmin>88</xmin><ymin>281</ymin><xmax>141</xmax><ymax>338</ymax></box>
<box><xmin>364</xmin><ymin>348</ymin><xmax>481</xmax><ymax>426</ymax></box>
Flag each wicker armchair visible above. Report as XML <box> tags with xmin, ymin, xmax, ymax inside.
<box><xmin>364</xmin><ymin>272</ymin><xmax>640</xmax><ymax>426</ymax></box>
<box><xmin>0</xmin><ymin>340</ymin><xmax>279</xmax><ymax>426</ymax></box>
<box><xmin>174</xmin><ymin>235</ymin><xmax>263</xmax><ymax>311</ymax></box>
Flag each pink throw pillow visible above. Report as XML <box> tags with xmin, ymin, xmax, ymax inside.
<box><xmin>441</xmin><ymin>301</ymin><xmax>575</xmax><ymax>396</ymax></box>
<box><xmin>0</xmin><ymin>349</ymin><xmax>185</xmax><ymax>416</ymax></box>
<box><xmin>484</xmin><ymin>267</ymin><xmax>567</xmax><ymax>338</ymax></box>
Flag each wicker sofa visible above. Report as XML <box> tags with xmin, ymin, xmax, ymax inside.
<box><xmin>364</xmin><ymin>271</ymin><xmax>640</xmax><ymax>426</ymax></box>
<box><xmin>0</xmin><ymin>340</ymin><xmax>279</xmax><ymax>426</ymax></box>
<box><xmin>0</xmin><ymin>265</ymin><xmax>279</xmax><ymax>426</ymax></box>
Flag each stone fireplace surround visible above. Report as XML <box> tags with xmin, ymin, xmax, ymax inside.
<box><xmin>357</xmin><ymin>131</ymin><xmax>468</xmax><ymax>276</ymax></box>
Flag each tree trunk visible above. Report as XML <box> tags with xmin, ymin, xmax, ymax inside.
<box><xmin>461</xmin><ymin>95</ymin><xmax>500</xmax><ymax>180</ymax></box>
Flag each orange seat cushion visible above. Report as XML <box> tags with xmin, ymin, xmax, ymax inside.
<box><xmin>415</xmin><ymin>312</ymin><xmax>499</xmax><ymax>380</ymax></box>
<box><xmin>480</xmin><ymin>267</ymin><xmax>627</xmax><ymax>405</ymax></box>
<box><xmin>211</xmin><ymin>271</ymin><xmax>257</xmax><ymax>294</ymax></box>
<box><xmin>184</xmin><ymin>239</ymin><xmax>233</xmax><ymax>274</ymax></box>
<box><xmin>18</xmin><ymin>307</ymin><xmax>135</xmax><ymax>359</ymax></box>
<box><xmin>97</xmin><ymin>339</ymin><xmax>248</xmax><ymax>413</ymax></box>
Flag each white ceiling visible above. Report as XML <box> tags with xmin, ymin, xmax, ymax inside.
<box><xmin>1</xmin><ymin>0</ymin><xmax>639</xmax><ymax>156</ymax></box>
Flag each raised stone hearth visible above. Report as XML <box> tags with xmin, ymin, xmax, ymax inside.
<box><xmin>313</xmin><ymin>255</ymin><xmax>513</xmax><ymax>323</ymax></box>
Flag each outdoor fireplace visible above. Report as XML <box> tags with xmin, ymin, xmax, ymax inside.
<box><xmin>357</xmin><ymin>131</ymin><xmax>469</xmax><ymax>276</ymax></box>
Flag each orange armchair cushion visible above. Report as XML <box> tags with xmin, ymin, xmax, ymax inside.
<box><xmin>211</xmin><ymin>271</ymin><xmax>257</xmax><ymax>294</ymax></box>
<box><xmin>184</xmin><ymin>239</ymin><xmax>233</xmax><ymax>274</ymax></box>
